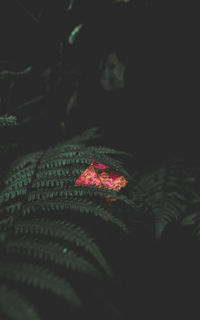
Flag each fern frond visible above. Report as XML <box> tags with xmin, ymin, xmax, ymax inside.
<box><xmin>0</xmin><ymin>263</ymin><xmax>82</xmax><ymax>308</ymax></box>
<box><xmin>94</xmin><ymin>154</ymin><xmax>131</xmax><ymax>180</ymax></box>
<box><xmin>0</xmin><ymin>202</ymin><xmax>22</xmax><ymax>215</ymax></box>
<box><xmin>0</xmin><ymin>215</ymin><xmax>14</xmax><ymax>232</ymax></box>
<box><xmin>27</xmin><ymin>185</ymin><xmax>134</xmax><ymax>207</ymax></box>
<box><xmin>0</xmin><ymin>188</ymin><xmax>26</xmax><ymax>206</ymax></box>
<box><xmin>6</xmin><ymin>151</ymin><xmax>42</xmax><ymax>178</ymax></box>
<box><xmin>0</xmin><ymin>130</ymin><xmax>133</xmax><ymax>318</ymax></box>
<box><xmin>36</xmin><ymin>167</ymin><xmax>83</xmax><ymax>179</ymax></box>
<box><xmin>4</xmin><ymin>177</ymin><xmax>32</xmax><ymax>191</ymax></box>
<box><xmin>38</xmin><ymin>156</ymin><xmax>91</xmax><ymax>170</ymax></box>
<box><xmin>87</xmin><ymin>146</ymin><xmax>132</xmax><ymax>158</ymax></box>
<box><xmin>138</xmin><ymin>160</ymin><xmax>187</xmax><ymax>239</ymax></box>
<box><xmin>5</xmin><ymin>239</ymin><xmax>103</xmax><ymax>279</ymax></box>
<box><xmin>65</xmin><ymin>127</ymin><xmax>102</xmax><ymax>144</ymax></box>
<box><xmin>44</xmin><ymin>145</ymin><xmax>131</xmax><ymax>162</ymax></box>
<box><xmin>14</xmin><ymin>219</ymin><xmax>113</xmax><ymax>277</ymax></box>
<box><xmin>73</xmin><ymin>185</ymin><xmax>137</xmax><ymax>208</ymax></box>
<box><xmin>22</xmin><ymin>198</ymin><xmax>129</xmax><ymax>234</ymax></box>
<box><xmin>0</xmin><ymin>284</ymin><xmax>41</xmax><ymax>320</ymax></box>
<box><xmin>48</xmin><ymin>143</ymin><xmax>84</xmax><ymax>155</ymax></box>
<box><xmin>181</xmin><ymin>213</ymin><xmax>199</xmax><ymax>228</ymax></box>
<box><xmin>31</xmin><ymin>176</ymin><xmax>73</xmax><ymax>188</ymax></box>
<box><xmin>0</xmin><ymin>115</ymin><xmax>18</xmax><ymax>127</ymax></box>
<box><xmin>4</xmin><ymin>166</ymin><xmax>35</xmax><ymax>186</ymax></box>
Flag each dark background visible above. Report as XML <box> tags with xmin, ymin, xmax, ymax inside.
<box><xmin>0</xmin><ymin>0</ymin><xmax>198</xmax><ymax>160</ymax></box>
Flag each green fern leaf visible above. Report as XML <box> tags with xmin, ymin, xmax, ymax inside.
<box><xmin>0</xmin><ymin>284</ymin><xmax>41</xmax><ymax>320</ymax></box>
<box><xmin>22</xmin><ymin>198</ymin><xmax>129</xmax><ymax>234</ymax></box>
<box><xmin>14</xmin><ymin>219</ymin><xmax>113</xmax><ymax>277</ymax></box>
<box><xmin>5</xmin><ymin>239</ymin><xmax>103</xmax><ymax>279</ymax></box>
<box><xmin>0</xmin><ymin>115</ymin><xmax>18</xmax><ymax>127</ymax></box>
<box><xmin>0</xmin><ymin>263</ymin><xmax>82</xmax><ymax>308</ymax></box>
<box><xmin>138</xmin><ymin>160</ymin><xmax>187</xmax><ymax>239</ymax></box>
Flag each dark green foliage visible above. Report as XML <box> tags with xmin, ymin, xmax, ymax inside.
<box><xmin>0</xmin><ymin>0</ymin><xmax>199</xmax><ymax>319</ymax></box>
<box><xmin>0</xmin><ymin>115</ymin><xmax>18</xmax><ymax>127</ymax></box>
<box><xmin>137</xmin><ymin>160</ymin><xmax>188</xmax><ymax>239</ymax></box>
<box><xmin>0</xmin><ymin>284</ymin><xmax>41</xmax><ymax>320</ymax></box>
<box><xmin>133</xmin><ymin>159</ymin><xmax>200</xmax><ymax>241</ymax></box>
<box><xmin>0</xmin><ymin>139</ymin><xmax>133</xmax><ymax>233</ymax></box>
<box><xmin>0</xmin><ymin>134</ymin><xmax>137</xmax><ymax>319</ymax></box>
<box><xmin>13</xmin><ymin>219</ymin><xmax>113</xmax><ymax>277</ymax></box>
<box><xmin>2</xmin><ymin>132</ymin><xmax>200</xmax><ymax>319</ymax></box>
<box><xmin>0</xmin><ymin>263</ymin><xmax>82</xmax><ymax>309</ymax></box>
